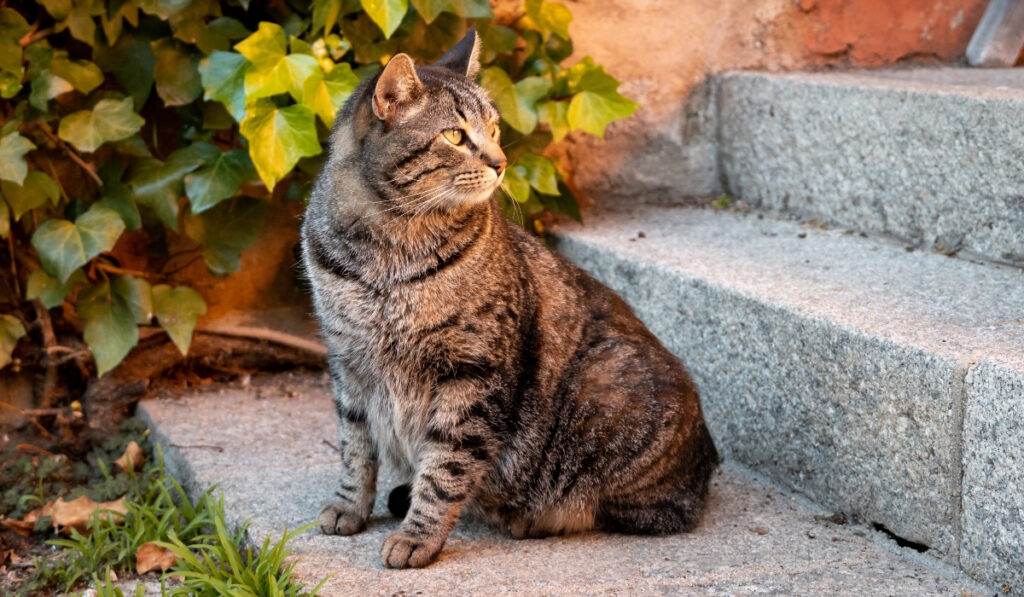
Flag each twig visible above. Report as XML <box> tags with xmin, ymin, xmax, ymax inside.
<box><xmin>6</xmin><ymin>233</ymin><xmax>18</xmax><ymax>300</ymax></box>
<box><xmin>322</xmin><ymin>438</ymin><xmax>340</xmax><ymax>453</ymax></box>
<box><xmin>94</xmin><ymin>262</ymin><xmax>163</xmax><ymax>280</ymax></box>
<box><xmin>18</xmin><ymin>22</ymin><xmax>51</xmax><ymax>47</ymax></box>
<box><xmin>161</xmin><ymin>254</ymin><xmax>204</xmax><ymax>276</ymax></box>
<box><xmin>0</xmin><ymin>401</ymin><xmax>53</xmax><ymax>438</ymax></box>
<box><xmin>32</xmin><ymin>300</ymin><xmax>59</xmax><ymax>408</ymax></box>
<box><xmin>34</xmin><ymin>122</ymin><xmax>103</xmax><ymax>188</ymax></box>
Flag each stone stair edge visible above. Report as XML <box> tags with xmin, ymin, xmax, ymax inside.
<box><xmin>549</xmin><ymin>205</ymin><xmax>1024</xmax><ymax>592</ymax></box>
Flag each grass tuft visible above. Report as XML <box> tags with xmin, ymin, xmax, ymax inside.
<box><xmin>13</xmin><ymin>440</ymin><xmax>321</xmax><ymax>596</ymax></box>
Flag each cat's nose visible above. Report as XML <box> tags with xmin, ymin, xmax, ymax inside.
<box><xmin>488</xmin><ymin>156</ymin><xmax>507</xmax><ymax>175</ymax></box>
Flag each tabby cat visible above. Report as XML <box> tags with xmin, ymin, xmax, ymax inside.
<box><xmin>301</xmin><ymin>30</ymin><xmax>718</xmax><ymax>569</ymax></box>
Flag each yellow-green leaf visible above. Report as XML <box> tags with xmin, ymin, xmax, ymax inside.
<box><xmin>480</xmin><ymin>68</ymin><xmax>551</xmax><ymax>135</ymax></box>
<box><xmin>0</xmin><ymin>132</ymin><xmax>35</xmax><ymax>185</ymax></box>
<box><xmin>236</xmin><ymin>23</ymin><xmax>319</xmax><ymax>102</ymax></box>
<box><xmin>302</xmin><ymin>62</ymin><xmax>359</xmax><ymax>126</ymax></box>
<box><xmin>567</xmin><ymin>66</ymin><xmax>637</xmax><ymax>138</ymax></box>
<box><xmin>0</xmin><ymin>313</ymin><xmax>26</xmax><ymax>370</ymax></box>
<box><xmin>48</xmin><ymin>51</ymin><xmax>103</xmax><ymax>94</ymax></box>
<box><xmin>152</xmin><ymin>284</ymin><xmax>206</xmax><ymax>355</ymax></box>
<box><xmin>538</xmin><ymin>100</ymin><xmax>569</xmax><ymax>142</ymax></box>
<box><xmin>239</xmin><ymin>100</ymin><xmax>322</xmax><ymax>191</ymax></box>
<box><xmin>361</xmin><ymin>0</ymin><xmax>409</xmax><ymax>38</ymax></box>
<box><xmin>517</xmin><ymin>153</ymin><xmax>559</xmax><ymax>196</ymax></box>
<box><xmin>0</xmin><ymin>171</ymin><xmax>60</xmax><ymax>220</ymax></box>
<box><xmin>58</xmin><ymin>98</ymin><xmax>145</xmax><ymax>153</ymax></box>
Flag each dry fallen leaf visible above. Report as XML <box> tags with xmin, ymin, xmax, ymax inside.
<box><xmin>0</xmin><ymin>516</ymin><xmax>36</xmax><ymax>537</ymax></box>
<box><xmin>114</xmin><ymin>441</ymin><xmax>145</xmax><ymax>471</ymax></box>
<box><xmin>50</xmin><ymin>496</ymin><xmax>128</xmax><ymax>534</ymax></box>
<box><xmin>136</xmin><ymin>542</ymin><xmax>178</xmax><ymax>574</ymax></box>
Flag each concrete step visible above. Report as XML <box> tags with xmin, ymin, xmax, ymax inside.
<box><xmin>137</xmin><ymin>376</ymin><xmax>989</xmax><ymax>596</ymax></box>
<box><xmin>717</xmin><ymin>68</ymin><xmax>1024</xmax><ymax>268</ymax></box>
<box><xmin>551</xmin><ymin>206</ymin><xmax>1024</xmax><ymax>592</ymax></box>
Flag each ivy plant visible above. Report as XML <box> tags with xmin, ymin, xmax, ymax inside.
<box><xmin>0</xmin><ymin>0</ymin><xmax>637</xmax><ymax>377</ymax></box>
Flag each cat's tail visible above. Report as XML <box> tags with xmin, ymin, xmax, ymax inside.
<box><xmin>387</xmin><ymin>484</ymin><xmax>412</xmax><ymax>518</ymax></box>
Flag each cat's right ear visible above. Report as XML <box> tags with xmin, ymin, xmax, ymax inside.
<box><xmin>373</xmin><ymin>54</ymin><xmax>422</xmax><ymax>122</ymax></box>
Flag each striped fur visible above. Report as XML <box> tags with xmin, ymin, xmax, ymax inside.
<box><xmin>301</xmin><ymin>30</ymin><xmax>718</xmax><ymax>569</ymax></box>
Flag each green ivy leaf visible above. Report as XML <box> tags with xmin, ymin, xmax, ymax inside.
<box><xmin>236</xmin><ymin>22</ymin><xmax>320</xmax><ymax>102</ymax></box>
<box><xmin>198</xmin><ymin>51</ymin><xmax>250</xmax><ymax>122</ymax></box>
<box><xmin>361</xmin><ymin>0</ymin><xmax>409</xmax><ymax>38</ymax></box>
<box><xmin>135</xmin><ymin>0</ymin><xmax>192</xmax><ymax>19</ymax></box>
<box><xmin>152</xmin><ymin>38</ymin><xmax>202</xmax><ymax>107</ymax></box>
<box><xmin>94</xmin><ymin>30</ymin><xmax>155</xmax><ymax>109</ymax></box>
<box><xmin>478</xmin><ymin>23</ymin><xmax>517</xmax><ymax>63</ymax></box>
<box><xmin>525</xmin><ymin>0</ymin><xmax>572</xmax><ymax>40</ymax></box>
<box><xmin>173</xmin><ymin>12</ymin><xmax>250</xmax><ymax>55</ymax></box>
<box><xmin>99</xmin><ymin>0</ymin><xmax>138</xmax><ymax>43</ymax></box>
<box><xmin>183</xmin><ymin>197</ymin><xmax>268</xmax><ymax>274</ymax></box>
<box><xmin>31</xmin><ymin>204</ymin><xmax>125</xmax><ymax>283</ymax></box>
<box><xmin>0</xmin><ymin>313</ymin><xmax>26</xmax><ymax>370</ymax></box>
<box><xmin>445</xmin><ymin>0</ymin><xmax>493</xmax><ymax>19</ymax></box>
<box><xmin>239</xmin><ymin>100</ymin><xmax>321</xmax><ymax>191</ymax></box>
<box><xmin>26</xmin><ymin>268</ymin><xmax>86</xmax><ymax>309</ymax></box>
<box><xmin>542</xmin><ymin>181</ymin><xmax>580</xmax><ymax>222</ymax></box>
<box><xmin>130</xmin><ymin>142</ymin><xmax>219</xmax><ymax>231</ymax></box>
<box><xmin>0</xmin><ymin>171</ymin><xmax>60</xmax><ymax>220</ymax></box>
<box><xmin>0</xmin><ymin>8</ymin><xmax>30</xmax><ymax>74</ymax></box>
<box><xmin>501</xmin><ymin>164</ymin><xmax>531</xmax><ymax>204</ymax></box>
<box><xmin>112</xmin><ymin>275</ymin><xmax>153</xmax><ymax>325</ymax></box>
<box><xmin>312</xmin><ymin>0</ymin><xmax>343</xmax><ymax>36</ymax></box>
<box><xmin>152</xmin><ymin>284</ymin><xmax>206</xmax><ymax>355</ymax></box>
<box><xmin>29</xmin><ymin>70</ymin><xmax>74</xmax><ymax>110</ymax></box>
<box><xmin>185</xmin><ymin>149</ymin><xmax>254</xmax><ymax>213</ymax></box>
<box><xmin>538</xmin><ymin>100</ymin><xmax>569</xmax><ymax>142</ymax></box>
<box><xmin>96</xmin><ymin>181</ymin><xmax>141</xmax><ymax>231</ymax></box>
<box><xmin>302</xmin><ymin>62</ymin><xmax>359</xmax><ymax>126</ymax></box>
<box><xmin>480</xmin><ymin>68</ymin><xmax>551</xmax><ymax>135</ymax></box>
<box><xmin>567</xmin><ymin>66</ymin><xmax>637</xmax><ymax>138</ymax></box>
<box><xmin>77</xmin><ymin>281</ymin><xmax>138</xmax><ymax>376</ymax></box>
<box><xmin>49</xmin><ymin>51</ymin><xmax>104</xmax><ymax>94</ymax></box>
<box><xmin>0</xmin><ymin>70</ymin><xmax>22</xmax><ymax>99</ymax></box>
<box><xmin>0</xmin><ymin>132</ymin><xmax>35</xmax><ymax>185</ymax></box>
<box><xmin>58</xmin><ymin>97</ymin><xmax>145</xmax><ymax>153</ymax></box>
<box><xmin>517</xmin><ymin>153</ymin><xmax>559</xmax><ymax>196</ymax></box>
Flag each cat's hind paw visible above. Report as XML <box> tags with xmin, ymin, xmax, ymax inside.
<box><xmin>381</xmin><ymin>532</ymin><xmax>442</xmax><ymax>569</ymax></box>
<box><xmin>318</xmin><ymin>502</ymin><xmax>366</xmax><ymax>536</ymax></box>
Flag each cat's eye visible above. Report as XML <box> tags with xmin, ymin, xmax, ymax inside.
<box><xmin>490</xmin><ymin>124</ymin><xmax>499</xmax><ymax>140</ymax></box>
<box><xmin>442</xmin><ymin>128</ymin><xmax>465</xmax><ymax>145</ymax></box>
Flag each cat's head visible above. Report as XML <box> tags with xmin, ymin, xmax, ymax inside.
<box><xmin>355</xmin><ymin>30</ymin><xmax>506</xmax><ymax>214</ymax></box>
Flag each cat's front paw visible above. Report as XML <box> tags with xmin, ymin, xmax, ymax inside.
<box><xmin>381</xmin><ymin>532</ymin><xmax>443</xmax><ymax>569</ymax></box>
<box><xmin>318</xmin><ymin>502</ymin><xmax>366</xmax><ymax>536</ymax></box>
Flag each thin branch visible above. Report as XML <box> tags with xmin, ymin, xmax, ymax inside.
<box><xmin>34</xmin><ymin>122</ymin><xmax>103</xmax><ymax>188</ymax></box>
<box><xmin>6</xmin><ymin>234</ymin><xmax>18</xmax><ymax>300</ymax></box>
<box><xmin>161</xmin><ymin>254</ymin><xmax>203</xmax><ymax>276</ymax></box>
<box><xmin>19</xmin><ymin>27</ymin><xmax>52</xmax><ymax>47</ymax></box>
<box><xmin>94</xmin><ymin>262</ymin><xmax>164</xmax><ymax>280</ymax></box>
<box><xmin>32</xmin><ymin>300</ymin><xmax>59</xmax><ymax>408</ymax></box>
<box><xmin>0</xmin><ymin>401</ymin><xmax>53</xmax><ymax>438</ymax></box>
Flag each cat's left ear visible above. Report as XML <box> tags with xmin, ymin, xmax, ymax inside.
<box><xmin>435</xmin><ymin>28</ymin><xmax>481</xmax><ymax>79</ymax></box>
